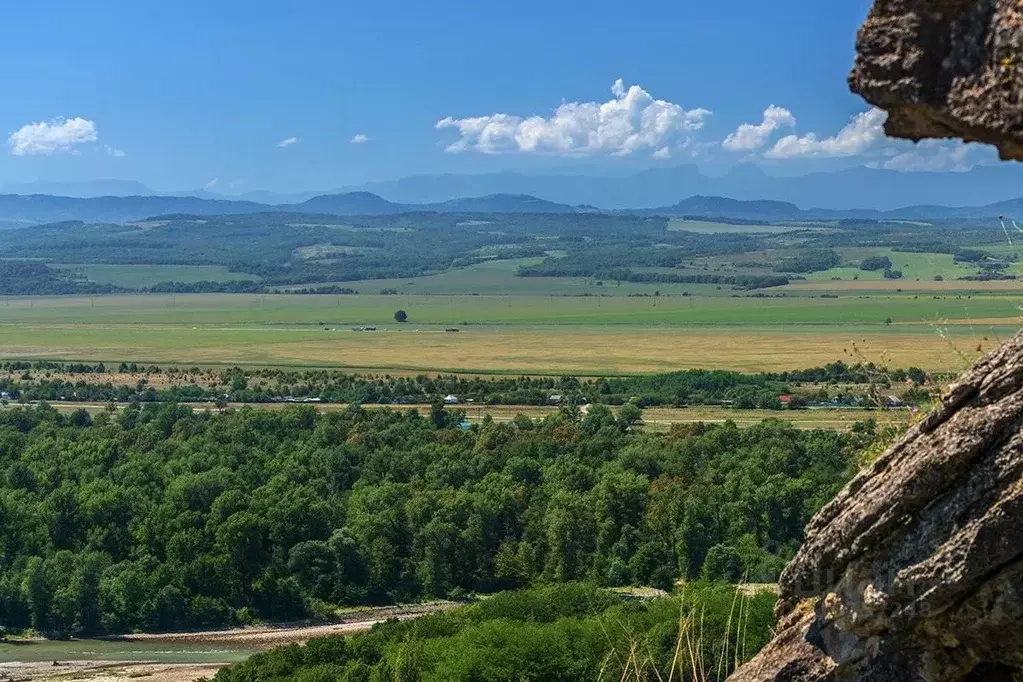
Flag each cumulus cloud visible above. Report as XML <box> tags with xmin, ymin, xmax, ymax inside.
<box><xmin>722</xmin><ymin>105</ymin><xmax>795</xmax><ymax>152</ymax></box>
<box><xmin>878</xmin><ymin>139</ymin><xmax>987</xmax><ymax>172</ymax></box>
<box><xmin>436</xmin><ymin>79</ymin><xmax>711</xmax><ymax>157</ymax></box>
<box><xmin>8</xmin><ymin>117</ymin><xmax>98</xmax><ymax>156</ymax></box>
<box><xmin>766</xmin><ymin>108</ymin><xmax>887</xmax><ymax>159</ymax></box>
<box><xmin>277</xmin><ymin>136</ymin><xmax>300</xmax><ymax>148</ymax></box>
<box><xmin>104</xmin><ymin>144</ymin><xmax>126</xmax><ymax>158</ymax></box>
<box><xmin>350</xmin><ymin>133</ymin><xmax>370</xmax><ymax>144</ymax></box>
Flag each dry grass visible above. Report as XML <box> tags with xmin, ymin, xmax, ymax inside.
<box><xmin>0</xmin><ymin>325</ymin><xmax>997</xmax><ymax>374</ymax></box>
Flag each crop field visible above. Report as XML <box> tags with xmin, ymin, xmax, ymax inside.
<box><xmin>4</xmin><ymin>212</ymin><xmax>1022</xmax><ymax>375</ymax></box>
<box><xmin>804</xmin><ymin>249</ymin><xmax>977</xmax><ymax>281</ymax></box>
<box><xmin>51</xmin><ymin>264</ymin><xmax>260</xmax><ymax>287</ymax></box>
<box><xmin>667</xmin><ymin>219</ymin><xmax>832</xmax><ymax>234</ymax></box>
<box><xmin>302</xmin><ymin>258</ymin><xmax>738</xmax><ymax>297</ymax></box>
<box><xmin>0</xmin><ymin>293</ymin><xmax>1011</xmax><ymax>373</ymax></box>
<box><xmin>1</xmin><ymin>292</ymin><xmax>1021</xmax><ymax>326</ymax></box>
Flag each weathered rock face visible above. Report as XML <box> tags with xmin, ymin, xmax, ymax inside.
<box><xmin>850</xmin><ymin>0</ymin><xmax>1023</xmax><ymax>160</ymax></box>
<box><xmin>728</xmin><ymin>333</ymin><xmax>1023</xmax><ymax>681</ymax></box>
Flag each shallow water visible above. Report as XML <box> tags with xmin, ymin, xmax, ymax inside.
<box><xmin>0</xmin><ymin>639</ymin><xmax>255</xmax><ymax>664</ymax></box>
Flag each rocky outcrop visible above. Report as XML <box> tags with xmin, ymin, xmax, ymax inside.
<box><xmin>728</xmin><ymin>332</ymin><xmax>1023</xmax><ymax>681</ymax></box>
<box><xmin>850</xmin><ymin>0</ymin><xmax>1023</xmax><ymax>160</ymax></box>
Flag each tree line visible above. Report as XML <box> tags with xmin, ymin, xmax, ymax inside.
<box><xmin>0</xmin><ymin>362</ymin><xmax>931</xmax><ymax>409</ymax></box>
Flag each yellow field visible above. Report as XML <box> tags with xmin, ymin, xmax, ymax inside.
<box><xmin>0</xmin><ymin>324</ymin><xmax>999</xmax><ymax>373</ymax></box>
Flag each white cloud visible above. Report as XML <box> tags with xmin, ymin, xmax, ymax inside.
<box><xmin>766</xmin><ymin>108</ymin><xmax>887</xmax><ymax>159</ymax></box>
<box><xmin>104</xmin><ymin>144</ymin><xmax>126</xmax><ymax>158</ymax></box>
<box><xmin>436</xmin><ymin>79</ymin><xmax>711</xmax><ymax>157</ymax></box>
<box><xmin>723</xmin><ymin>105</ymin><xmax>795</xmax><ymax>152</ymax></box>
<box><xmin>277</xmin><ymin>136</ymin><xmax>300</xmax><ymax>148</ymax></box>
<box><xmin>228</xmin><ymin>178</ymin><xmax>248</xmax><ymax>189</ymax></box>
<box><xmin>8</xmin><ymin>117</ymin><xmax>98</xmax><ymax>156</ymax></box>
<box><xmin>879</xmin><ymin>139</ymin><xmax>981</xmax><ymax>172</ymax></box>
<box><xmin>350</xmin><ymin>133</ymin><xmax>370</xmax><ymax>144</ymax></box>
<box><xmin>204</xmin><ymin>178</ymin><xmax>219</xmax><ymax>190</ymax></box>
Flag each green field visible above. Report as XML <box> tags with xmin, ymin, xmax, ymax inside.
<box><xmin>805</xmin><ymin>248</ymin><xmax>980</xmax><ymax>281</ymax></box>
<box><xmin>668</xmin><ymin>219</ymin><xmax>829</xmax><ymax>234</ymax></box>
<box><xmin>302</xmin><ymin>258</ymin><xmax>740</xmax><ymax>297</ymax></box>
<box><xmin>52</xmin><ymin>264</ymin><xmax>260</xmax><ymax>287</ymax></box>
<box><xmin>0</xmin><ymin>292</ymin><xmax>1014</xmax><ymax>373</ymax></box>
<box><xmin>1</xmin><ymin>291</ymin><xmax>1020</xmax><ymax>326</ymax></box>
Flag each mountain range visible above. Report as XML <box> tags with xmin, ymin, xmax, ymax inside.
<box><xmin>338</xmin><ymin>163</ymin><xmax>1023</xmax><ymax>211</ymax></box>
<box><xmin>9</xmin><ymin>162</ymin><xmax>1023</xmax><ymax>212</ymax></box>
<box><xmin>4</xmin><ymin>163</ymin><xmax>1023</xmax><ymax>225</ymax></box>
<box><xmin>0</xmin><ymin>192</ymin><xmax>582</xmax><ymax>226</ymax></box>
<box><xmin>1</xmin><ymin>190</ymin><xmax>1022</xmax><ymax>227</ymax></box>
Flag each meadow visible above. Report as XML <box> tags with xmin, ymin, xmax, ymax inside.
<box><xmin>0</xmin><ymin>292</ymin><xmax>1011</xmax><ymax>373</ymax></box>
<box><xmin>51</xmin><ymin>263</ymin><xmax>260</xmax><ymax>287</ymax></box>
<box><xmin>1</xmin><ymin>211</ymin><xmax>1021</xmax><ymax>375</ymax></box>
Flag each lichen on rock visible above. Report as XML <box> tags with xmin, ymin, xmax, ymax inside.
<box><xmin>729</xmin><ymin>332</ymin><xmax>1023</xmax><ymax>681</ymax></box>
<box><xmin>850</xmin><ymin>0</ymin><xmax>1023</xmax><ymax>160</ymax></box>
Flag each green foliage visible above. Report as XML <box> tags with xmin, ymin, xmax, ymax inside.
<box><xmin>0</xmin><ymin>404</ymin><xmax>855</xmax><ymax>635</ymax></box>
<box><xmin>213</xmin><ymin>583</ymin><xmax>777</xmax><ymax>682</ymax></box>
<box><xmin>772</xmin><ymin>249</ymin><xmax>842</xmax><ymax>274</ymax></box>
<box><xmin>0</xmin><ymin>360</ymin><xmax>928</xmax><ymax>409</ymax></box>
<box><xmin>859</xmin><ymin>255</ymin><xmax>892</xmax><ymax>271</ymax></box>
<box><xmin>0</xmin><ymin>260</ymin><xmax>121</xmax><ymax>295</ymax></box>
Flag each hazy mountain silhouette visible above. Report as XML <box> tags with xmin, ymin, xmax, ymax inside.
<box><xmin>342</xmin><ymin>163</ymin><xmax>1023</xmax><ymax>211</ymax></box>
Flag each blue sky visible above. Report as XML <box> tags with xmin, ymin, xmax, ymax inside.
<box><xmin>0</xmin><ymin>0</ymin><xmax>990</xmax><ymax>193</ymax></box>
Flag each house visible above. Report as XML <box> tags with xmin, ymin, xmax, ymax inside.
<box><xmin>548</xmin><ymin>394</ymin><xmax>563</xmax><ymax>404</ymax></box>
<box><xmin>443</xmin><ymin>395</ymin><xmax>460</xmax><ymax>405</ymax></box>
<box><xmin>778</xmin><ymin>394</ymin><xmax>793</xmax><ymax>406</ymax></box>
<box><xmin>886</xmin><ymin>395</ymin><xmax>905</xmax><ymax>408</ymax></box>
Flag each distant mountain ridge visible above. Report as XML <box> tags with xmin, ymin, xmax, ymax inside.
<box><xmin>0</xmin><ymin>189</ymin><xmax>1022</xmax><ymax>226</ymax></box>
<box><xmin>341</xmin><ymin>163</ymin><xmax>1023</xmax><ymax>211</ymax></box>
<box><xmin>0</xmin><ymin>192</ymin><xmax>584</xmax><ymax>225</ymax></box>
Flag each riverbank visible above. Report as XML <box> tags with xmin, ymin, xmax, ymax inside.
<box><xmin>0</xmin><ymin>602</ymin><xmax>461</xmax><ymax>682</ymax></box>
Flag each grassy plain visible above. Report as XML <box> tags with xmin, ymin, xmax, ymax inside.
<box><xmin>0</xmin><ymin>294</ymin><xmax>1010</xmax><ymax>373</ymax></box>
<box><xmin>3</xmin><ymin>259</ymin><xmax>1021</xmax><ymax>373</ymax></box>
<box><xmin>667</xmin><ymin>219</ymin><xmax>830</xmax><ymax>234</ymax></box>
<box><xmin>52</xmin><ymin>264</ymin><xmax>260</xmax><ymax>287</ymax></box>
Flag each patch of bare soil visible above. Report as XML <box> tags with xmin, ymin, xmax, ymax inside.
<box><xmin>108</xmin><ymin>601</ymin><xmax>460</xmax><ymax>648</ymax></box>
<box><xmin>0</xmin><ymin>661</ymin><xmax>220</xmax><ymax>682</ymax></box>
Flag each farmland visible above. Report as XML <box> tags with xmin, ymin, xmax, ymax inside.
<box><xmin>0</xmin><ymin>210</ymin><xmax>1019</xmax><ymax>375</ymax></box>
<box><xmin>0</xmin><ymin>292</ymin><xmax>1013</xmax><ymax>373</ymax></box>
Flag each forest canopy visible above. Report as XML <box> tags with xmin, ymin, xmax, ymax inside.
<box><xmin>0</xmin><ymin>403</ymin><xmax>859</xmax><ymax>636</ymax></box>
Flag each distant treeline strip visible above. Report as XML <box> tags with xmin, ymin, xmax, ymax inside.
<box><xmin>516</xmin><ymin>264</ymin><xmax>790</xmax><ymax>289</ymax></box>
<box><xmin>1</xmin><ymin>360</ymin><xmax>932</xmax><ymax>409</ymax></box>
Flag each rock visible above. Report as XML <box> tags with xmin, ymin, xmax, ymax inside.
<box><xmin>849</xmin><ymin>0</ymin><xmax>1023</xmax><ymax>160</ymax></box>
<box><xmin>728</xmin><ymin>332</ymin><xmax>1023</xmax><ymax>681</ymax></box>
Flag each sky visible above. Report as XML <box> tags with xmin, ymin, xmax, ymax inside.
<box><xmin>0</xmin><ymin>0</ymin><xmax>998</xmax><ymax>194</ymax></box>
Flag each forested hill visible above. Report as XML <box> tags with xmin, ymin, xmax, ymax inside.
<box><xmin>2</xmin><ymin>189</ymin><xmax>1023</xmax><ymax>225</ymax></box>
<box><xmin>0</xmin><ymin>402</ymin><xmax>861</xmax><ymax>636</ymax></box>
<box><xmin>0</xmin><ymin>192</ymin><xmax>582</xmax><ymax>225</ymax></box>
